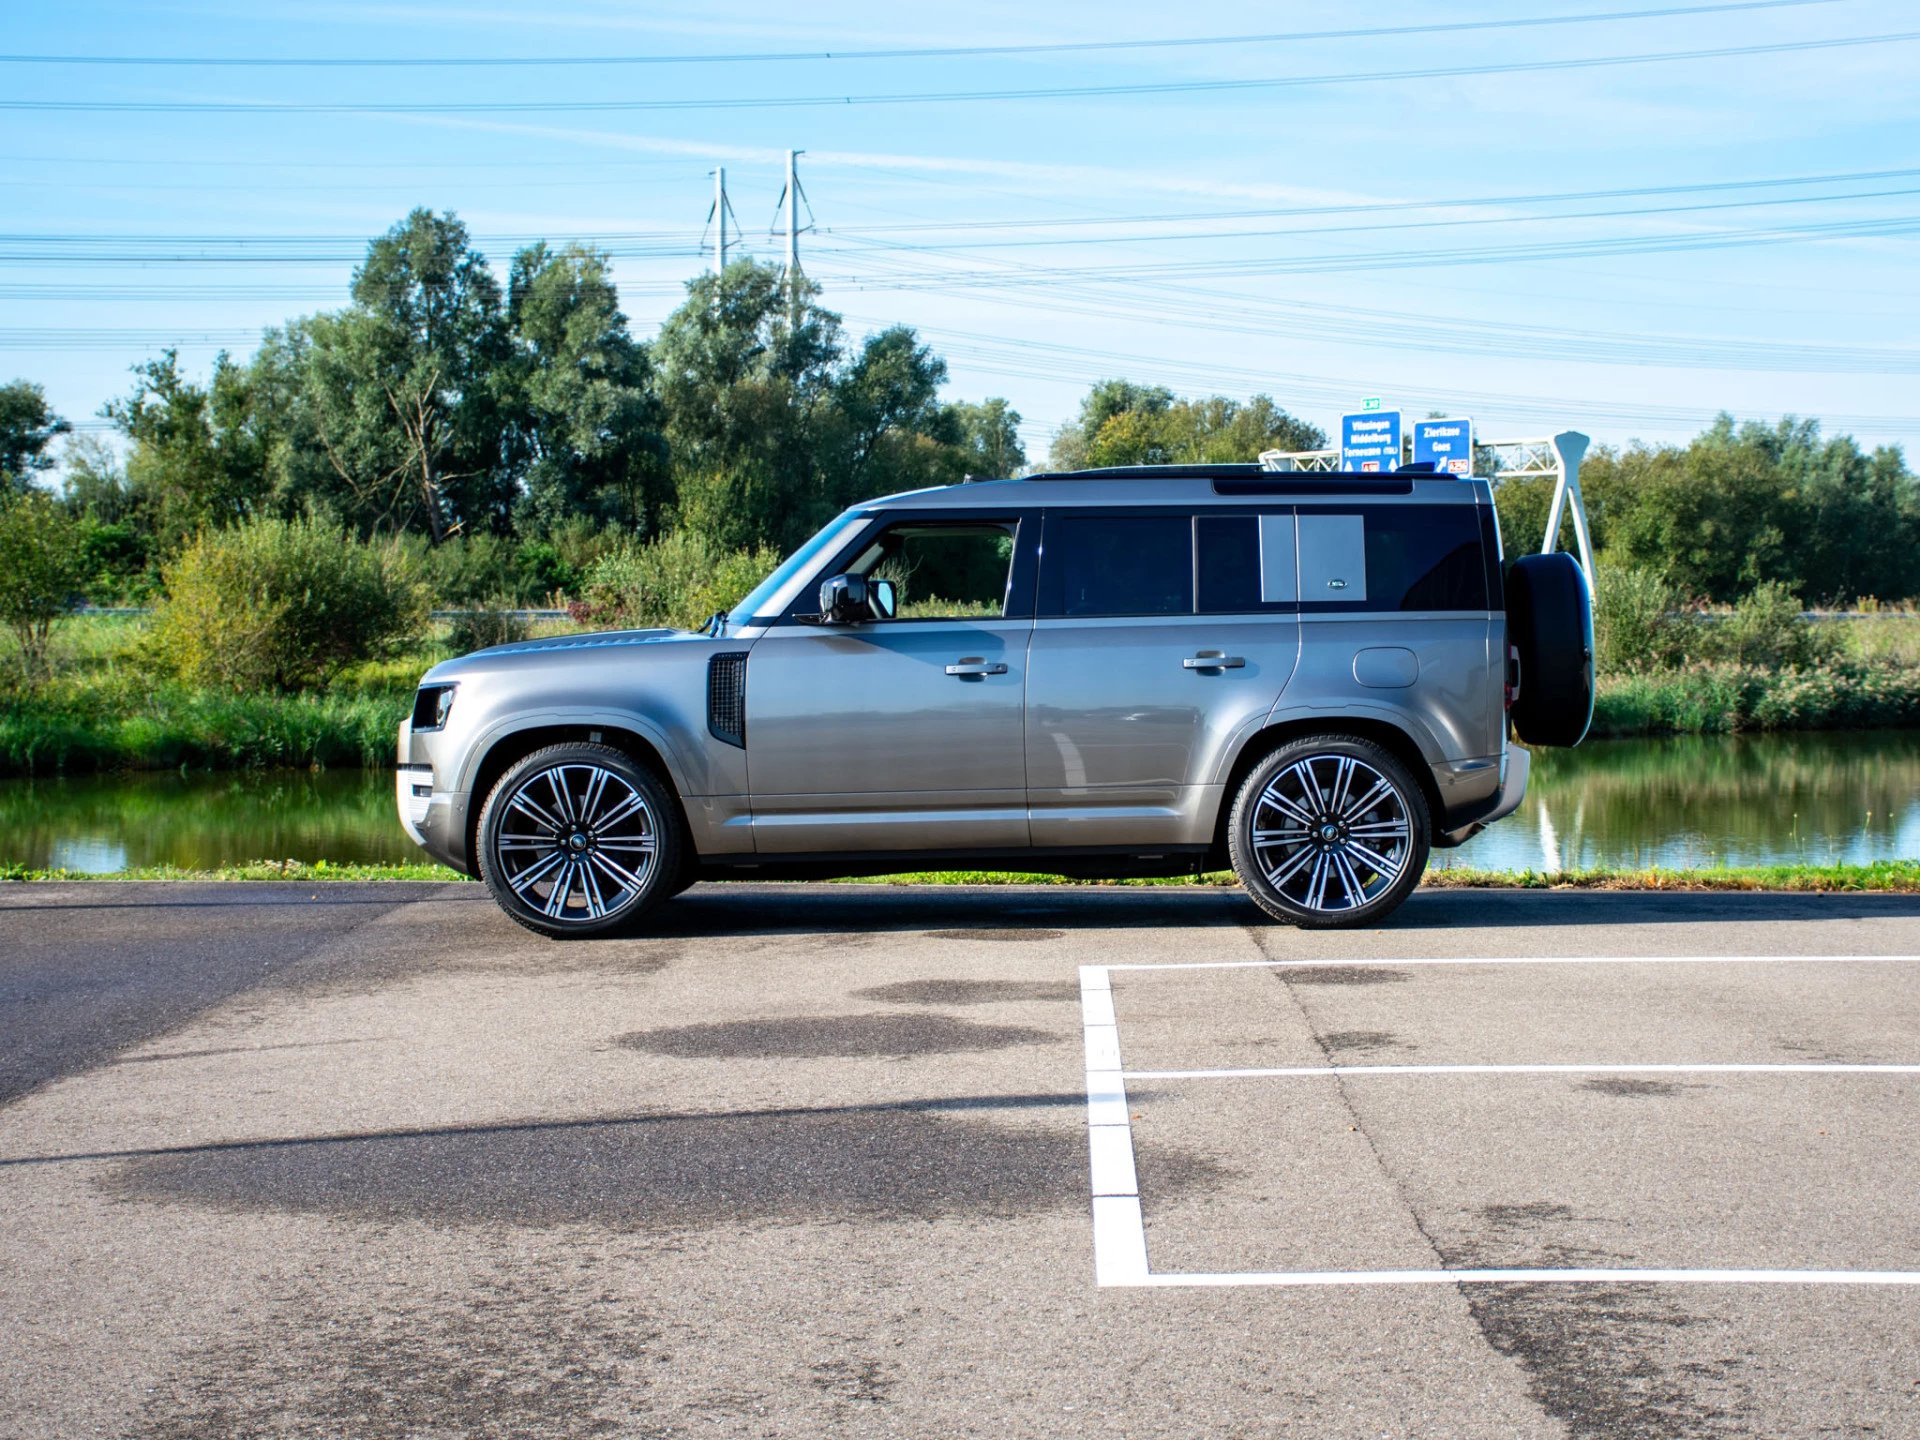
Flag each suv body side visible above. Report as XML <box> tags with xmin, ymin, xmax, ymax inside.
<box><xmin>398</xmin><ymin>471</ymin><xmax>1515</xmax><ymax>880</ymax></box>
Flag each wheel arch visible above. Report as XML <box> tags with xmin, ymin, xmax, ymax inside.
<box><xmin>1208</xmin><ymin>716</ymin><xmax>1444</xmax><ymax>862</ymax></box>
<box><xmin>465</xmin><ymin>723</ymin><xmax>694</xmax><ymax>879</ymax></box>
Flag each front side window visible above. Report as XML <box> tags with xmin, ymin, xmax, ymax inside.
<box><xmin>1042</xmin><ymin>513</ymin><xmax>1193</xmax><ymax>618</ymax></box>
<box><xmin>846</xmin><ymin>521</ymin><xmax>1017</xmax><ymax>620</ymax></box>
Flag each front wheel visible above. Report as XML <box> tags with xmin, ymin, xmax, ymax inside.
<box><xmin>476</xmin><ymin>742</ymin><xmax>683</xmax><ymax>939</ymax></box>
<box><xmin>1227</xmin><ymin>736</ymin><xmax>1430</xmax><ymax>929</ymax></box>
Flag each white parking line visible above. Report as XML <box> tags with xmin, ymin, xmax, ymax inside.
<box><xmin>1126</xmin><ymin>1063</ymin><xmax>1920</xmax><ymax>1080</ymax></box>
<box><xmin>1106</xmin><ymin>954</ymin><xmax>1920</xmax><ymax>973</ymax></box>
<box><xmin>1078</xmin><ymin>959</ymin><xmax>1920</xmax><ymax>1290</ymax></box>
<box><xmin>1130</xmin><ymin>1268</ymin><xmax>1920</xmax><ymax>1288</ymax></box>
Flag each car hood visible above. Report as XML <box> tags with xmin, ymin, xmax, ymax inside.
<box><xmin>422</xmin><ymin>627</ymin><xmax>705</xmax><ymax>681</ymax></box>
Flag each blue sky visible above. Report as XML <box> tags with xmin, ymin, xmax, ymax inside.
<box><xmin>6</xmin><ymin>0</ymin><xmax>1920</xmax><ymax>465</ymax></box>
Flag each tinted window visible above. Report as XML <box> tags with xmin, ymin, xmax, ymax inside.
<box><xmin>1196</xmin><ymin>515</ymin><xmax>1261</xmax><ymax>612</ymax></box>
<box><xmin>1363</xmin><ymin>505</ymin><xmax>1488</xmax><ymax>611</ymax></box>
<box><xmin>1044</xmin><ymin>513</ymin><xmax>1193</xmax><ymax>617</ymax></box>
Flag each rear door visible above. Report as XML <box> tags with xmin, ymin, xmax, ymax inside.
<box><xmin>1024</xmin><ymin>509</ymin><xmax>1301</xmax><ymax>848</ymax></box>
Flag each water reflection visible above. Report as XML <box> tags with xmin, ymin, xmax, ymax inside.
<box><xmin>0</xmin><ymin>769</ymin><xmax>417</xmax><ymax>871</ymax></box>
<box><xmin>1438</xmin><ymin>731</ymin><xmax>1920</xmax><ymax>872</ymax></box>
<box><xmin>2</xmin><ymin>730</ymin><xmax>1918</xmax><ymax>874</ymax></box>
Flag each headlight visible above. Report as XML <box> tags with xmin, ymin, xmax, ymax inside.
<box><xmin>411</xmin><ymin>684</ymin><xmax>456</xmax><ymax>731</ymax></box>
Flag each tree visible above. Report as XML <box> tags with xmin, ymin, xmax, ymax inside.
<box><xmin>653</xmin><ymin>260</ymin><xmax>845</xmax><ymax>552</ymax></box>
<box><xmin>1049</xmin><ymin>380</ymin><xmax>1175</xmax><ymax>469</ymax></box>
<box><xmin>104</xmin><ymin>350</ymin><xmax>268</xmax><ymax>546</ymax></box>
<box><xmin>301</xmin><ymin>210</ymin><xmax>514</xmax><ymax>540</ymax></box>
<box><xmin>948</xmin><ymin>398</ymin><xmax>1026</xmax><ymax>479</ymax></box>
<box><xmin>1049</xmin><ymin>382</ymin><xmax>1324</xmax><ymax>469</ymax></box>
<box><xmin>59</xmin><ymin>434</ymin><xmax>135</xmax><ymax>523</ymax></box>
<box><xmin>0</xmin><ymin>491</ymin><xmax>88</xmax><ymax>684</ymax></box>
<box><xmin>507</xmin><ymin>242</ymin><xmax>666</xmax><ymax>534</ymax></box>
<box><xmin>822</xmin><ymin>325</ymin><xmax>955</xmax><ymax>507</ymax></box>
<box><xmin>0</xmin><ymin>381</ymin><xmax>71</xmax><ymax>497</ymax></box>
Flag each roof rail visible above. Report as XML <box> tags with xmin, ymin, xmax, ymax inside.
<box><xmin>1020</xmin><ymin>464</ymin><xmax>1268</xmax><ymax>482</ymax></box>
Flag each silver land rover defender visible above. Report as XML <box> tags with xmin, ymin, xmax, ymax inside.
<box><xmin>397</xmin><ymin>438</ymin><xmax>1596</xmax><ymax>937</ymax></box>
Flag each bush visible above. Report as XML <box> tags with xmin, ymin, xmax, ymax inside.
<box><xmin>445</xmin><ymin>601</ymin><xmax>531</xmax><ymax>653</ymax></box>
<box><xmin>576</xmin><ymin>530</ymin><xmax>779</xmax><ymax>632</ymax></box>
<box><xmin>403</xmin><ymin>531</ymin><xmax>520</xmax><ymax>608</ymax></box>
<box><xmin>1593</xmin><ymin>563</ymin><xmax>1692</xmax><ymax>674</ymax></box>
<box><xmin>0</xmin><ymin>492</ymin><xmax>89</xmax><ymax>685</ymax></box>
<box><xmin>1695</xmin><ymin>580</ymin><xmax>1838</xmax><ymax>669</ymax></box>
<box><xmin>151</xmin><ymin>517</ymin><xmax>428</xmax><ymax>692</ymax></box>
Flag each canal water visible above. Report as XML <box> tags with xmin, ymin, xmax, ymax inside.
<box><xmin>2</xmin><ymin>730</ymin><xmax>1918</xmax><ymax>874</ymax></box>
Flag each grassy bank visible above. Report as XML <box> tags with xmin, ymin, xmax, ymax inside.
<box><xmin>0</xmin><ymin>612</ymin><xmax>430</xmax><ymax>776</ymax></box>
<box><xmin>7</xmin><ymin>859</ymin><xmax>1919</xmax><ymax>892</ymax></box>
<box><xmin>1591</xmin><ymin>659</ymin><xmax>1920</xmax><ymax>737</ymax></box>
<box><xmin>0</xmin><ymin>685</ymin><xmax>407</xmax><ymax>776</ymax></box>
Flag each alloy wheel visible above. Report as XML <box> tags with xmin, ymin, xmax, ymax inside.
<box><xmin>491</xmin><ymin>762</ymin><xmax>659</xmax><ymax>926</ymax></box>
<box><xmin>1248</xmin><ymin>753</ymin><xmax>1413</xmax><ymax>914</ymax></box>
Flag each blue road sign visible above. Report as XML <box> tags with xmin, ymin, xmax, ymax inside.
<box><xmin>1341</xmin><ymin>410</ymin><xmax>1402</xmax><ymax>472</ymax></box>
<box><xmin>1412</xmin><ymin>417</ymin><xmax>1475</xmax><ymax>477</ymax></box>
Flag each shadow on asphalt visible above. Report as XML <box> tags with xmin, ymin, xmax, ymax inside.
<box><xmin>647</xmin><ymin>883</ymin><xmax>1920</xmax><ymax>937</ymax></box>
<box><xmin>1397</xmin><ymin>887</ymin><xmax>1920</xmax><ymax>929</ymax></box>
<box><xmin>645</xmin><ymin>884</ymin><xmax>1261</xmax><ymax>937</ymax></box>
<box><xmin>3</xmin><ymin>1093</ymin><xmax>1086</xmax><ymax>1169</ymax></box>
<box><xmin>0</xmin><ymin>883</ymin><xmax>458</xmax><ymax>913</ymax></box>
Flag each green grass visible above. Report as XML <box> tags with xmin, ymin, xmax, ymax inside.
<box><xmin>0</xmin><ymin>858</ymin><xmax>467</xmax><ymax>882</ymax></box>
<box><xmin>8</xmin><ymin>860</ymin><xmax>1920</xmax><ymax>892</ymax></box>
<box><xmin>1423</xmin><ymin>860</ymin><xmax>1920</xmax><ymax>892</ymax></box>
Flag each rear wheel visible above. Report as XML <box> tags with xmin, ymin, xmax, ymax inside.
<box><xmin>476</xmin><ymin>742</ymin><xmax>683</xmax><ymax>939</ymax></box>
<box><xmin>1227</xmin><ymin>736</ymin><xmax>1430</xmax><ymax>929</ymax></box>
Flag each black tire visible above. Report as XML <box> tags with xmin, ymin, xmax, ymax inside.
<box><xmin>1506</xmin><ymin>552</ymin><xmax>1594</xmax><ymax>748</ymax></box>
<box><xmin>476</xmin><ymin>742</ymin><xmax>684</xmax><ymax>939</ymax></box>
<box><xmin>1227</xmin><ymin>735</ymin><xmax>1431</xmax><ymax>930</ymax></box>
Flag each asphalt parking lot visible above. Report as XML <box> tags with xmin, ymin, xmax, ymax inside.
<box><xmin>2</xmin><ymin>881</ymin><xmax>1918</xmax><ymax>1440</ymax></box>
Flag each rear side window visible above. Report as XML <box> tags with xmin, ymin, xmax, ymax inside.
<box><xmin>1289</xmin><ymin>504</ymin><xmax>1489</xmax><ymax>612</ymax></box>
<box><xmin>1042</xmin><ymin>513</ymin><xmax>1193</xmax><ymax>617</ymax></box>
<box><xmin>1366</xmin><ymin>504</ymin><xmax>1489</xmax><ymax>611</ymax></box>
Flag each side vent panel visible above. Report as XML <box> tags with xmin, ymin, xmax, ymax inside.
<box><xmin>707</xmin><ymin>652</ymin><xmax>749</xmax><ymax>748</ymax></box>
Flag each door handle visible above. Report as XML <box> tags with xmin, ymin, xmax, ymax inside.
<box><xmin>1183</xmin><ymin>653</ymin><xmax>1246</xmax><ymax>670</ymax></box>
<box><xmin>946</xmin><ymin>659</ymin><xmax>1008</xmax><ymax>677</ymax></box>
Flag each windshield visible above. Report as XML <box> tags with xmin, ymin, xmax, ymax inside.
<box><xmin>726</xmin><ymin>511</ymin><xmax>868</xmax><ymax>626</ymax></box>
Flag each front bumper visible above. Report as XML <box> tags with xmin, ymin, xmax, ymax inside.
<box><xmin>396</xmin><ymin>714</ymin><xmax>476</xmax><ymax>873</ymax></box>
<box><xmin>396</xmin><ymin>765</ymin><xmax>434</xmax><ymax>845</ymax></box>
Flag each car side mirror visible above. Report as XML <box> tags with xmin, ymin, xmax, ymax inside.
<box><xmin>819</xmin><ymin>573</ymin><xmax>871</xmax><ymax>624</ymax></box>
<box><xmin>869</xmin><ymin>579</ymin><xmax>897</xmax><ymax>620</ymax></box>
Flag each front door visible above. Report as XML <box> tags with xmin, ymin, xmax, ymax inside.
<box><xmin>746</xmin><ymin>515</ymin><xmax>1033</xmax><ymax>854</ymax></box>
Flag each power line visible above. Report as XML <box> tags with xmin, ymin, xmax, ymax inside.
<box><xmin>5</xmin><ymin>30</ymin><xmax>1912</xmax><ymax>113</ymax></box>
<box><xmin>0</xmin><ymin>1</ymin><xmax>1853</xmax><ymax>67</ymax></box>
<box><xmin>824</xmin><ymin>185</ymin><xmax>1920</xmax><ymax>253</ymax></box>
<box><xmin>807</xmin><ymin>212</ymin><xmax>1920</xmax><ymax>289</ymax></box>
<box><xmin>11</xmin><ymin>167</ymin><xmax>1920</xmax><ymax>253</ymax></box>
<box><xmin>814</xmin><ymin>165</ymin><xmax>1920</xmax><ymax>234</ymax></box>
